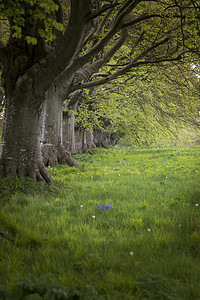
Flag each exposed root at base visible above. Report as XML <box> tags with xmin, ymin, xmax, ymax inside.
<box><xmin>37</xmin><ymin>162</ymin><xmax>54</xmax><ymax>183</ymax></box>
<box><xmin>42</xmin><ymin>145</ymin><xmax>79</xmax><ymax>167</ymax></box>
<box><xmin>58</xmin><ymin>145</ymin><xmax>79</xmax><ymax>167</ymax></box>
<box><xmin>0</xmin><ymin>158</ymin><xmax>54</xmax><ymax>184</ymax></box>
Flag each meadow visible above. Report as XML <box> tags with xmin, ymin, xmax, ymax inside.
<box><xmin>0</xmin><ymin>142</ymin><xmax>200</xmax><ymax>299</ymax></box>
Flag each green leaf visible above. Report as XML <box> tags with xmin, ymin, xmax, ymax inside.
<box><xmin>25</xmin><ymin>36</ymin><xmax>37</xmax><ymax>45</ymax></box>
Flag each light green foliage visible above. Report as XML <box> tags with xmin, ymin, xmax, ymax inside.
<box><xmin>85</xmin><ymin>62</ymin><xmax>200</xmax><ymax>145</ymax></box>
<box><xmin>0</xmin><ymin>144</ymin><xmax>200</xmax><ymax>299</ymax></box>
<box><xmin>0</xmin><ymin>18</ymin><xmax>9</xmax><ymax>44</ymax></box>
<box><xmin>0</xmin><ymin>0</ymin><xmax>63</xmax><ymax>44</ymax></box>
<box><xmin>75</xmin><ymin>90</ymin><xmax>105</xmax><ymax>131</ymax></box>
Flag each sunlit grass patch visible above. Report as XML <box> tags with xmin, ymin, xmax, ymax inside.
<box><xmin>0</xmin><ymin>144</ymin><xmax>200</xmax><ymax>299</ymax></box>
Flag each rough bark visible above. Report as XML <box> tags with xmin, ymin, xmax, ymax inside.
<box><xmin>41</xmin><ymin>85</ymin><xmax>78</xmax><ymax>167</ymax></box>
<box><xmin>73</xmin><ymin>128</ymin><xmax>96</xmax><ymax>154</ymax></box>
<box><xmin>93</xmin><ymin>130</ymin><xmax>117</xmax><ymax>148</ymax></box>
<box><xmin>1</xmin><ymin>0</ymin><xmax>195</xmax><ymax>183</ymax></box>
<box><xmin>0</xmin><ymin>0</ymin><xmax>93</xmax><ymax>181</ymax></box>
<box><xmin>0</xmin><ymin>76</ymin><xmax>53</xmax><ymax>183</ymax></box>
<box><xmin>63</xmin><ymin>107</ymin><xmax>77</xmax><ymax>155</ymax></box>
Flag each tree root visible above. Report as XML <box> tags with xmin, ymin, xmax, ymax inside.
<box><xmin>58</xmin><ymin>145</ymin><xmax>79</xmax><ymax>167</ymax></box>
<box><xmin>0</xmin><ymin>157</ymin><xmax>54</xmax><ymax>184</ymax></box>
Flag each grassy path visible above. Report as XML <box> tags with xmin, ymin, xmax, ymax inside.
<box><xmin>0</xmin><ymin>144</ymin><xmax>200</xmax><ymax>299</ymax></box>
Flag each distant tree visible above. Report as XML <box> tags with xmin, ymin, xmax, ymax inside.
<box><xmin>0</xmin><ymin>0</ymin><xmax>199</xmax><ymax>182</ymax></box>
<box><xmin>80</xmin><ymin>61</ymin><xmax>200</xmax><ymax>146</ymax></box>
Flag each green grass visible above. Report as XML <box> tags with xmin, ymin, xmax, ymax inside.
<box><xmin>0</xmin><ymin>143</ymin><xmax>200</xmax><ymax>299</ymax></box>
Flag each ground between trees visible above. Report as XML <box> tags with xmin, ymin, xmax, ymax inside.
<box><xmin>0</xmin><ymin>0</ymin><xmax>199</xmax><ymax>182</ymax></box>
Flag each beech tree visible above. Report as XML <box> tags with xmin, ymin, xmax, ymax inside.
<box><xmin>0</xmin><ymin>0</ymin><xmax>199</xmax><ymax>182</ymax></box>
<box><xmin>80</xmin><ymin>61</ymin><xmax>200</xmax><ymax>146</ymax></box>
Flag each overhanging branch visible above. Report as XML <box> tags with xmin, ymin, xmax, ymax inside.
<box><xmin>57</xmin><ymin>28</ymin><xmax>127</xmax><ymax>96</ymax></box>
<box><xmin>69</xmin><ymin>54</ymin><xmax>183</xmax><ymax>93</ymax></box>
<box><xmin>90</xmin><ymin>2</ymin><xmax>120</xmax><ymax>19</ymax></box>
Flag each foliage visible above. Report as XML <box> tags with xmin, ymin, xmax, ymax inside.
<box><xmin>76</xmin><ymin>62</ymin><xmax>200</xmax><ymax>145</ymax></box>
<box><xmin>0</xmin><ymin>0</ymin><xmax>200</xmax><ymax>183</ymax></box>
<box><xmin>0</xmin><ymin>0</ymin><xmax>63</xmax><ymax>44</ymax></box>
<box><xmin>0</xmin><ymin>144</ymin><xmax>200</xmax><ymax>299</ymax></box>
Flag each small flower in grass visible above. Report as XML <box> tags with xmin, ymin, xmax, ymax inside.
<box><xmin>97</xmin><ymin>201</ymin><xmax>112</xmax><ymax>211</ymax></box>
<box><xmin>118</xmin><ymin>174</ymin><xmax>120</xmax><ymax>176</ymax></box>
<box><xmin>147</xmin><ymin>228</ymin><xmax>151</xmax><ymax>232</ymax></box>
<box><xmin>80</xmin><ymin>205</ymin><xmax>83</xmax><ymax>208</ymax></box>
<box><xmin>102</xmin><ymin>185</ymin><xmax>104</xmax><ymax>188</ymax></box>
<box><xmin>92</xmin><ymin>215</ymin><xmax>95</xmax><ymax>219</ymax></box>
<box><xmin>166</xmin><ymin>176</ymin><xmax>168</xmax><ymax>179</ymax></box>
<box><xmin>129</xmin><ymin>251</ymin><xmax>134</xmax><ymax>255</ymax></box>
<box><xmin>56</xmin><ymin>198</ymin><xmax>59</xmax><ymax>201</ymax></box>
<box><xmin>179</xmin><ymin>224</ymin><xmax>182</xmax><ymax>227</ymax></box>
<box><xmin>195</xmin><ymin>203</ymin><xmax>199</xmax><ymax>207</ymax></box>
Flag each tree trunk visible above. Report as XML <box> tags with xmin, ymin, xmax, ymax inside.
<box><xmin>0</xmin><ymin>77</ymin><xmax>53</xmax><ymax>183</ymax></box>
<box><xmin>93</xmin><ymin>129</ymin><xmax>117</xmax><ymax>148</ymax></box>
<box><xmin>85</xmin><ymin>128</ymin><xmax>96</xmax><ymax>151</ymax></box>
<box><xmin>63</xmin><ymin>105</ymin><xmax>77</xmax><ymax>155</ymax></box>
<box><xmin>41</xmin><ymin>85</ymin><xmax>78</xmax><ymax>167</ymax></box>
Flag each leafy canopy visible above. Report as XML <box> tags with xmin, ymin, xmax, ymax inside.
<box><xmin>0</xmin><ymin>0</ymin><xmax>63</xmax><ymax>44</ymax></box>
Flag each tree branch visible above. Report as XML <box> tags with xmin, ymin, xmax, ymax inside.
<box><xmin>89</xmin><ymin>72</ymin><xmax>110</xmax><ymax>80</ymax></box>
<box><xmin>70</xmin><ymin>52</ymin><xmax>183</xmax><ymax>93</ymax></box>
<box><xmin>93</xmin><ymin>6</ymin><xmax>115</xmax><ymax>39</ymax></box>
<box><xmin>33</xmin><ymin>0</ymin><xmax>93</xmax><ymax>95</ymax></box>
<box><xmin>0</xmin><ymin>41</ymin><xmax>7</xmax><ymax>67</ymax></box>
<box><xmin>90</xmin><ymin>2</ymin><xmax>120</xmax><ymax>19</ymax></box>
<box><xmin>122</xmin><ymin>13</ymin><xmax>163</xmax><ymax>28</ymax></box>
<box><xmin>71</xmin><ymin>2</ymin><xmax>164</xmax><ymax>75</ymax></box>
<box><xmin>52</xmin><ymin>0</ymin><xmax>64</xmax><ymax>38</ymax></box>
<box><xmin>57</xmin><ymin>28</ymin><xmax>127</xmax><ymax>97</ymax></box>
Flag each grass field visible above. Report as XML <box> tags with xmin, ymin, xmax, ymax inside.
<box><xmin>0</xmin><ymin>143</ymin><xmax>200</xmax><ymax>299</ymax></box>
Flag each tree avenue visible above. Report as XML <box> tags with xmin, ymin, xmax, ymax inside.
<box><xmin>79</xmin><ymin>62</ymin><xmax>200</xmax><ymax>147</ymax></box>
<box><xmin>0</xmin><ymin>0</ymin><xmax>199</xmax><ymax>182</ymax></box>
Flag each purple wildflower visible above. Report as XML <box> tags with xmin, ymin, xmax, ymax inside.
<box><xmin>97</xmin><ymin>202</ymin><xmax>112</xmax><ymax>211</ymax></box>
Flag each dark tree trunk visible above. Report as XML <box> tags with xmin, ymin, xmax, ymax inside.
<box><xmin>0</xmin><ymin>77</ymin><xmax>53</xmax><ymax>183</ymax></box>
<box><xmin>0</xmin><ymin>0</ymin><xmax>95</xmax><ymax>181</ymax></box>
<box><xmin>73</xmin><ymin>128</ymin><xmax>96</xmax><ymax>154</ymax></box>
<box><xmin>63</xmin><ymin>106</ymin><xmax>96</xmax><ymax>155</ymax></box>
<box><xmin>41</xmin><ymin>85</ymin><xmax>78</xmax><ymax>167</ymax></box>
<box><xmin>63</xmin><ymin>104</ymin><xmax>77</xmax><ymax>155</ymax></box>
<box><xmin>93</xmin><ymin>129</ymin><xmax>118</xmax><ymax>148</ymax></box>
